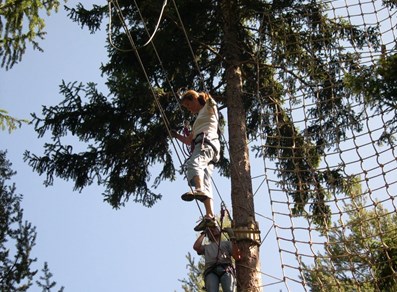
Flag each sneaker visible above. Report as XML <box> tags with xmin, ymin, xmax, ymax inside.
<box><xmin>194</xmin><ymin>216</ymin><xmax>216</xmax><ymax>231</ymax></box>
<box><xmin>181</xmin><ymin>191</ymin><xmax>209</xmax><ymax>202</ymax></box>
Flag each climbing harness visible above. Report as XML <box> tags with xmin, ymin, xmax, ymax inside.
<box><xmin>193</xmin><ymin>132</ymin><xmax>219</xmax><ymax>159</ymax></box>
<box><xmin>204</xmin><ymin>262</ymin><xmax>236</xmax><ymax>282</ymax></box>
<box><xmin>202</xmin><ymin>204</ymin><xmax>236</xmax><ymax>289</ymax></box>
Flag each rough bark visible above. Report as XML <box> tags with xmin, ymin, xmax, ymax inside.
<box><xmin>221</xmin><ymin>0</ymin><xmax>263</xmax><ymax>291</ymax></box>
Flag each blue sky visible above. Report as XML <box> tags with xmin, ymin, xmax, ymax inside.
<box><xmin>4</xmin><ymin>1</ymin><xmax>396</xmax><ymax>292</ymax></box>
<box><xmin>0</xmin><ymin>2</ymin><xmax>284</xmax><ymax>291</ymax></box>
<box><xmin>1</xmin><ymin>2</ymin><xmax>203</xmax><ymax>291</ymax></box>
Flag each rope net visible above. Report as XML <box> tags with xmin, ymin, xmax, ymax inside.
<box><xmin>252</xmin><ymin>1</ymin><xmax>397</xmax><ymax>291</ymax></box>
<box><xmin>110</xmin><ymin>0</ymin><xmax>397</xmax><ymax>290</ymax></box>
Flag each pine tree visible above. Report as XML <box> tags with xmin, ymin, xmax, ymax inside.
<box><xmin>178</xmin><ymin>252</ymin><xmax>205</xmax><ymax>292</ymax></box>
<box><xmin>0</xmin><ymin>151</ymin><xmax>64</xmax><ymax>291</ymax></box>
<box><xmin>0</xmin><ymin>150</ymin><xmax>37</xmax><ymax>291</ymax></box>
<box><xmin>1</xmin><ymin>0</ymin><xmax>62</xmax><ymax>133</ymax></box>
<box><xmin>0</xmin><ymin>0</ymin><xmax>62</xmax><ymax>70</ymax></box>
<box><xmin>303</xmin><ymin>187</ymin><xmax>397</xmax><ymax>291</ymax></box>
<box><xmin>344</xmin><ymin>52</ymin><xmax>397</xmax><ymax>145</ymax></box>
<box><xmin>0</xmin><ymin>109</ymin><xmax>29</xmax><ymax>133</ymax></box>
<box><xmin>36</xmin><ymin>262</ymin><xmax>64</xmax><ymax>292</ymax></box>
<box><xmin>23</xmin><ymin>1</ymin><xmax>384</xmax><ymax>290</ymax></box>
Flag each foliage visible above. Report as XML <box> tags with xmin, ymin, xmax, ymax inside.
<box><xmin>0</xmin><ymin>109</ymin><xmax>29</xmax><ymax>133</ymax></box>
<box><xmin>178</xmin><ymin>252</ymin><xmax>205</xmax><ymax>292</ymax></box>
<box><xmin>303</xmin><ymin>189</ymin><xmax>397</xmax><ymax>291</ymax></box>
<box><xmin>382</xmin><ymin>0</ymin><xmax>397</xmax><ymax>9</ymax></box>
<box><xmin>0</xmin><ymin>151</ymin><xmax>64</xmax><ymax>291</ymax></box>
<box><xmin>24</xmin><ymin>1</ymin><xmax>383</xmax><ymax>227</ymax></box>
<box><xmin>0</xmin><ymin>150</ymin><xmax>37</xmax><ymax>291</ymax></box>
<box><xmin>36</xmin><ymin>262</ymin><xmax>64</xmax><ymax>292</ymax></box>
<box><xmin>0</xmin><ymin>0</ymin><xmax>61</xmax><ymax>70</ymax></box>
<box><xmin>1</xmin><ymin>0</ymin><xmax>61</xmax><ymax>136</ymax></box>
<box><xmin>344</xmin><ymin>52</ymin><xmax>397</xmax><ymax>145</ymax></box>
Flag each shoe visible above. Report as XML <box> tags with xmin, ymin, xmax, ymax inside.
<box><xmin>194</xmin><ymin>216</ymin><xmax>216</xmax><ymax>232</ymax></box>
<box><xmin>181</xmin><ymin>190</ymin><xmax>209</xmax><ymax>202</ymax></box>
<box><xmin>193</xmin><ymin>189</ymin><xmax>209</xmax><ymax>202</ymax></box>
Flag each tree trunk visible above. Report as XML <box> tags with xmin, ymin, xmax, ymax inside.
<box><xmin>221</xmin><ymin>1</ymin><xmax>262</xmax><ymax>291</ymax></box>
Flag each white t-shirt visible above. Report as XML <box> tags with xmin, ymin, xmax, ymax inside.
<box><xmin>193</xmin><ymin>98</ymin><xmax>219</xmax><ymax>141</ymax></box>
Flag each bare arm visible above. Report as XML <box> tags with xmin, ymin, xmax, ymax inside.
<box><xmin>193</xmin><ymin>232</ymin><xmax>206</xmax><ymax>255</ymax></box>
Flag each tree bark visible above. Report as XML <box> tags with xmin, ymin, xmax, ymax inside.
<box><xmin>221</xmin><ymin>0</ymin><xmax>263</xmax><ymax>291</ymax></box>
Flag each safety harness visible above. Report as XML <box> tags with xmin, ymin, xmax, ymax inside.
<box><xmin>203</xmin><ymin>205</ymin><xmax>236</xmax><ymax>285</ymax></box>
<box><xmin>193</xmin><ymin>132</ymin><xmax>219</xmax><ymax>158</ymax></box>
<box><xmin>204</xmin><ymin>262</ymin><xmax>235</xmax><ymax>281</ymax></box>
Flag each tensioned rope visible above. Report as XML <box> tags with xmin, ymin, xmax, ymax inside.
<box><xmin>111</xmin><ymin>1</ymin><xmax>397</xmax><ymax>291</ymax></box>
<box><xmin>108</xmin><ymin>0</ymin><xmax>229</xmax><ymax>225</ymax></box>
<box><xmin>111</xmin><ymin>0</ymin><xmax>239</xmax><ymax>269</ymax></box>
<box><xmin>108</xmin><ymin>0</ymin><xmax>192</xmax><ymax>193</ymax></box>
<box><xmin>132</xmin><ymin>0</ymin><xmax>286</xmax><ymax>289</ymax></box>
<box><xmin>170</xmin><ymin>1</ymin><xmax>397</xmax><ymax>292</ymax></box>
<box><xmin>110</xmin><ymin>2</ymin><xmax>247</xmax><ymax>278</ymax></box>
<box><xmin>250</xmin><ymin>1</ymin><xmax>397</xmax><ymax>291</ymax></box>
<box><xmin>166</xmin><ymin>2</ymin><xmax>283</xmax><ymax>290</ymax></box>
<box><xmin>133</xmin><ymin>0</ymin><xmax>236</xmax><ymax>219</ymax></box>
<box><xmin>170</xmin><ymin>1</ymin><xmax>265</xmax><ymax>236</ymax></box>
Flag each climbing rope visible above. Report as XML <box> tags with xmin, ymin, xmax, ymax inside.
<box><xmin>107</xmin><ymin>2</ymin><xmax>397</xmax><ymax>291</ymax></box>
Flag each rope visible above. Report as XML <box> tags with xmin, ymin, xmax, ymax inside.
<box><xmin>109</xmin><ymin>0</ymin><xmax>212</xmax><ymax>219</ymax></box>
<box><xmin>108</xmin><ymin>0</ymin><xmax>169</xmax><ymax>50</ymax></box>
<box><xmin>170</xmin><ymin>0</ymin><xmax>208</xmax><ymax>92</ymax></box>
<box><xmin>109</xmin><ymin>1</ymin><xmax>397</xmax><ymax>290</ymax></box>
<box><xmin>252</xmin><ymin>1</ymin><xmax>397</xmax><ymax>291</ymax></box>
<box><xmin>170</xmin><ymin>0</ymin><xmax>239</xmax><ymax>216</ymax></box>
<box><xmin>141</xmin><ymin>0</ymin><xmax>168</xmax><ymax>47</ymax></box>
<box><xmin>107</xmin><ymin>0</ymin><xmax>133</xmax><ymax>52</ymax></box>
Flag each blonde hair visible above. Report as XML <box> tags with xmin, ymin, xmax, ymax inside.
<box><xmin>181</xmin><ymin>90</ymin><xmax>210</xmax><ymax>106</ymax></box>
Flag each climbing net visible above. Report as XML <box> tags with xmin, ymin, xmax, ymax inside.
<box><xmin>108</xmin><ymin>0</ymin><xmax>397</xmax><ymax>290</ymax></box>
<box><xmin>253</xmin><ymin>1</ymin><xmax>397</xmax><ymax>291</ymax></box>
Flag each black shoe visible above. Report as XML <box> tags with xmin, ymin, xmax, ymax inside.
<box><xmin>181</xmin><ymin>191</ymin><xmax>209</xmax><ymax>202</ymax></box>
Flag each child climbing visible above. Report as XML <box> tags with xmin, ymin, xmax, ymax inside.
<box><xmin>171</xmin><ymin>89</ymin><xmax>220</xmax><ymax>231</ymax></box>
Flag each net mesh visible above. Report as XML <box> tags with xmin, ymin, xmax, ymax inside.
<box><xmin>252</xmin><ymin>1</ymin><xmax>397</xmax><ymax>290</ymax></box>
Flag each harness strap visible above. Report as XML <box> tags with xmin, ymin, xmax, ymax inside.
<box><xmin>193</xmin><ymin>132</ymin><xmax>219</xmax><ymax>157</ymax></box>
<box><xmin>204</xmin><ymin>263</ymin><xmax>234</xmax><ymax>280</ymax></box>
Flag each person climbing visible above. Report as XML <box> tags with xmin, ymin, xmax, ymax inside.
<box><xmin>193</xmin><ymin>225</ymin><xmax>240</xmax><ymax>292</ymax></box>
<box><xmin>171</xmin><ymin>89</ymin><xmax>220</xmax><ymax>231</ymax></box>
